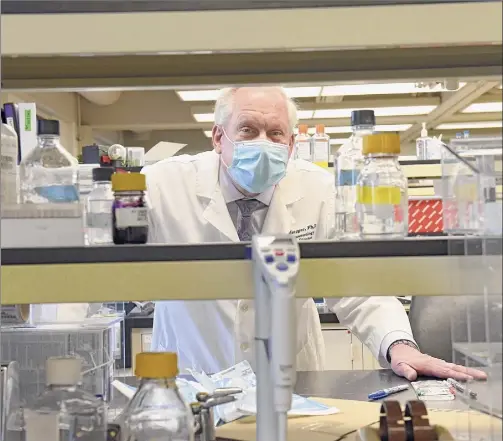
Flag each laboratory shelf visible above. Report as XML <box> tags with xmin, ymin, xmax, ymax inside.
<box><xmin>4</xmin><ymin>0</ymin><xmax>495</xmax><ymax>14</ymax></box>
<box><xmin>1</xmin><ymin>237</ymin><xmax>501</xmax><ymax>306</ymax></box>
<box><xmin>0</xmin><ymin>236</ymin><xmax>477</xmax><ymax>265</ymax></box>
<box><xmin>1</xmin><ymin>3</ymin><xmax>501</xmax><ymax>89</ymax></box>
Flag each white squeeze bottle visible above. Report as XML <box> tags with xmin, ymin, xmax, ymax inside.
<box><xmin>416</xmin><ymin>123</ymin><xmax>429</xmax><ymax>160</ymax></box>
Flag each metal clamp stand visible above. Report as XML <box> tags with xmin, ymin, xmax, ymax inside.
<box><xmin>191</xmin><ymin>388</ymin><xmax>242</xmax><ymax>441</ymax></box>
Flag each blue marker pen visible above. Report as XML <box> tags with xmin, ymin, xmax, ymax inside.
<box><xmin>368</xmin><ymin>384</ymin><xmax>409</xmax><ymax>400</ymax></box>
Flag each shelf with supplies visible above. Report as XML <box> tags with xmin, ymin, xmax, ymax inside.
<box><xmin>2</xmin><ymin>237</ymin><xmax>501</xmax><ymax>306</ymax></box>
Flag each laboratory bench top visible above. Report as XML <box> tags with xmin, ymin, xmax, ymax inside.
<box><xmin>112</xmin><ymin>367</ymin><xmax>502</xmax><ymax>417</ymax></box>
<box><xmin>294</xmin><ymin>367</ymin><xmax>502</xmax><ymax>415</ymax></box>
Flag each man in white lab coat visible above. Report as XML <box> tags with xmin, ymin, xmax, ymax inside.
<box><xmin>144</xmin><ymin>86</ymin><xmax>485</xmax><ymax>381</ymax></box>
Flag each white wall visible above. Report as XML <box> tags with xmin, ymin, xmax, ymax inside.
<box><xmin>0</xmin><ymin>91</ymin><xmax>123</xmax><ymax>155</ymax></box>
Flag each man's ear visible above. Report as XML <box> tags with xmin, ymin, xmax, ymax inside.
<box><xmin>212</xmin><ymin>125</ymin><xmax>223</xmax><ymax>153</ymax></box>
<box><xmin>288</xmin><ymin>133</ymin><xmax>295</xmax><ymax>157</ymax></box>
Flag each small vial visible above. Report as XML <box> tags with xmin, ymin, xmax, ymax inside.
<box><xmin>294</xmin><ymin>124</ymin><xmax>311</xmax><ymax>161</ymax></box>
<box><xmin>111</xmin><ymin>173</ymin><xmax>148</xmax><ymax>245</ymax></box>
<box><xmin>85</xmin><ymin>167</ymin><xmax>115</xmax><ymax>246</ymax></box>
<box><xmin>311</xmin><ymin>124</ymin><xmax>330</xmax><ymax>169</ymax></box>
<box><xmin>356</xmin><ymin>133</ymin><xmax>408</xmax><ymax>239</ymax></box>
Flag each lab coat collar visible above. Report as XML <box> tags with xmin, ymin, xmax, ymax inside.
<box><xmin>196</xmin><ymin>151</ymin><xmax>304</xmax><ymax>241</ymax></box>
<box><xmin>196</xmin><ymin>151</ymin><xmax>239</xmax><ymax>241</ymax></box>
<box><xmin>261</xmin><ymin>160</ymin><xmax>303</xmax><ymax>234</ymax></box>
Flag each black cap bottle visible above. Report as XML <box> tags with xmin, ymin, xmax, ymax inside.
<box><xmin>351</xmin><ymin>110</ymin><xmax>376</xmax><ymax>129</ymax></box>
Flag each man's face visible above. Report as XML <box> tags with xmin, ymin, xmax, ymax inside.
<box><xmin>212</xmin><ymin>87</ymin><xmax>294</xmax><ymax>166</ymax></box>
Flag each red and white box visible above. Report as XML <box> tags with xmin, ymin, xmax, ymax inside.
<box><xmin>408</xmin><ymin>199</ymin><xmax>443</xmax><ymax>234</ymax></box>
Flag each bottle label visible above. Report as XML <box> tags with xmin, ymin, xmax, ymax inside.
<box><xmin>115</xmin><ymin>207</ymin><xmax>148</xmax><ymax>228</ymax></box>
<box><xmin>296</xmin><ymin>141</ymin><xmax>311</xmax><ymax>160</ymax></box>
<box><xmin>87</xmin><ymin>212</ymin><xmax>112</xmax><ymax>229</ymax></box>
<box><xmin>357</xmin><ymin>186</ymin><xmax>401</xmax><ymax>205</ymax></box>
<box><xmin>416</xmin><ymin>139</ymin><xmax>427</xmax><ymax>160</ymax></box>
<box><xmin>24</xmin><ymin>411</ymin><xmax>60</xmax><ymax>441</ymax></box>
<box><xmin>313</xmin><ymin>141</ymin><xmax>329</xmax><ymax>162</ymax></box>
<box><xmin>337</xmin><ymin>169</ymin><xmax>360</xmax><ymax>186</ymax></box>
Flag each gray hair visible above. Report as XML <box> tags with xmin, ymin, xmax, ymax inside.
<box><xmin>214</xmin><ymin>87</ymin><xmax>298</xmax><ymax>132</ymax></box>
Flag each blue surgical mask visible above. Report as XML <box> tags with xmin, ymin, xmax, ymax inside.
<box><xmin>222</xmin><ymin>131</ymin><xmax>289</xmax><ymax>194</ymax></box>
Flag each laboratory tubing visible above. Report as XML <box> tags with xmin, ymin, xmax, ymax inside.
<box><xmin>19</xmin><ymin>119</ymin><xmax>79</xmax><ymax>204</ymax></box>
<box><xmin>311</xmin><ymin>124</ymin><xmax>330</xmax><ymax>168</ymax></box>
<box><xmin>294</xmin><ymin>124</ymin><xmax>312</xmax><ymax>161</ymax></box>
<box><xmin>334</xmin><ymin>110</ymin><xmax>375</xmax><ymax>240</ymax></box>
<box><xmin>111</xmin><ymin>173</ymin><xmax>148</xmax><ymax>244</ymax></box>
<box><xmin>23</xmin><ymin>356</ymin><xmax>107</xmax><ymax>441</ymax></box>
<box><xmin>356</xmin><ymin>133</ymin><xmax>408</xmax><ymax>238</ymax></box>
<box><xmin>85</xmin><ymin>167</ymin><xmax>115</xmax><ymax>245</ymax></box>
<box><xmin>120</xmin><ymin>352</ymin><xmax>195</xmax><ymax>441</ymax></box>
<box><xmin>1</xmin><ymin>110</ymin><xmax>19</xmax><ymax>205</ymax></box>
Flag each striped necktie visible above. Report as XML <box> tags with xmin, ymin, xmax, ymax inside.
<box><xmin>235</xmin><ymin>199</ymin><xmax>266</xmax><ymax>241</ymax></box>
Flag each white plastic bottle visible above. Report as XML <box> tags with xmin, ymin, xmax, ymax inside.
<box><xmin>23</xmin><ymin>357</ymin><xmax>107</xmax><ymax>441</ymax></box>
<box><xmin>416</xmin><ymin>122</ymin><xmax>429</xmax><ymax>160</ymax></box>
<box><xmin>294</xmin><ymin>124</ymin><xmax>311</xmax><ymax>161</ymax></box>
<box><xmin>1</xmin><ymin>110</ymin><xmax>19</xmax><ymax>205</ymax></box>
<box><xmin>311</xmin><ymin>124</ymin><xmax>330</xmax><ymax>168</ymax></box>
<box><xmin>19</xmin><ymin>119</ymin><xmax>79</xmax><ymax>204</ymax></box>
<box><xmin>356</xmin><ymin>133</ymin><xmax>408</xmax><ymax>238</ymax></box>
<box><xmin>334</xmin><ymin>110</ymin><xmax>375</xmax><ymax>239</ymax></box>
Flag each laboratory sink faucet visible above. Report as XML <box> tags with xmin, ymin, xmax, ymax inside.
<box><xmin>252</xmin><ymin>235</ymin><xmax>299</xmax><ymax>441</ymax></box>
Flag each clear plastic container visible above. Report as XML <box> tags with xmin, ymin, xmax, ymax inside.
<box><xmin>294</xmin><ymin>124</ymin><xmax>311</xmax><ymax>161</ymax></box>
<box><xmin>23</xmin><ymin>357</ymin><xmax>107</xmax><ymax>441</ymax></box>
<box><xmin>356</xmin><ymin>133</ymin><xmax>408</xmax><ymax>238</ymax></box>
<box><xmin>85</xmin><ymin>167</ymin><xmax>115</xmax><ymax>245</ymax></box>
<box><xmin>19</xmin><ymin>119</ymin><xmax>79</xmax><ymax>204</ymax></box>
<box><xmin>441</xmin><ymin>136</ymin><xmax>502</xmax><ymax>235</ymax></box>
<box><xmin>311</xmin><ymin>124</ymin><xmax>330</xmax><ymax>168</ymax></box>
<box><xmin>120</xmin><ymin>352</ymin><xmax>194</xmax><ymax>441</ymax></box>
<box><xmin>334</xmin><ymin>110</ymin><xmax>375</xmax><ymax>239</ymax></box>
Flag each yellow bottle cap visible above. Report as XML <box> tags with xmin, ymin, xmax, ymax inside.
<box><xmin>111</xmin><ymin>172</ymin><xmax>146</xmax><ymax>192</ymax></box>
<box><xmin>363</xmin><ymin>133</ymin><xmax>401</xmax><ymax>155</ymax></box>
<box><xmin>135</xmin><ymin>352</ymin><xmax>179</xmax><ymax>378</ymax></box>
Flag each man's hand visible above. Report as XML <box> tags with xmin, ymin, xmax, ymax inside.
<box><xmin>390</xmin><ymin>343</ymin><xmax>488</xmax><ymax>382</ymax></box>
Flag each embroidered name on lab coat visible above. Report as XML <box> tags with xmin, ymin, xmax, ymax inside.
<box><xmin>289</xmin><ymin>224</ymin><xmax>316</xmax><ymax>240</ymax></box>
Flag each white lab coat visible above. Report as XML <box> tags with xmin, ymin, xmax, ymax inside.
<box><xmin>144</xmin><ymin>150</ymin><xmax>415</xmax><ymax>373</ymax></box>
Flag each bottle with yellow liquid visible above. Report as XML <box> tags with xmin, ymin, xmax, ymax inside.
<box><xmin>356</xmin><ymin>133</ymin><xmax>408</xmax><ymax>238</ymax></box>
<box><xmin>311</xmin><ymin>124</ymin><xmax>330</xmax><ymax>168</ymax></box>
